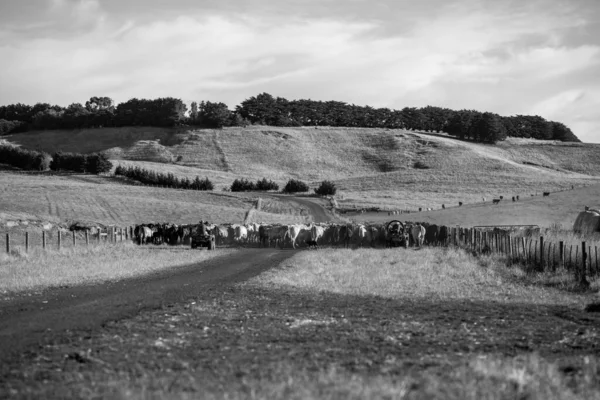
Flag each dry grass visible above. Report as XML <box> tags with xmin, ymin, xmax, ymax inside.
<box><xmin>247</xmin><ymin>247</ymin><xmax>593</xmax><ymax>306</ymax></box>
<box><xmin>0</xmin><ymin>172</ymin><xmax>252</xmax><ymax>226</ymax></box>
<box><xmin>7</xmin><ymin>126</ymin><xmax>600</xmax><ymax>215</ymax></box>
<box><xmin>0</xmin><ymin>242</ymin><xmax>233</xmax><ymax>294</ymax></box>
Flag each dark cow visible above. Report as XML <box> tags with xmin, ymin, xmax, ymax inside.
<box><xmin>442</xmin><ymin>204</ymin><xmax>445</xmax><ymax>209</ymax></box>
<box><xmin>458</xmin><ymin>202</ymin><xmax>463</xmax><ymax>206</ymax></box>
<box><xmin>305</xmin><ymin>239</ymin><xmax>319</xmax><ymax>249</ymax></box>
<box><xmin>512</xmin><ymin>196</ymin><xmax>515</xmax><ymax>202</ymax></box>
<box><xmin>543</xmin><ymin>192</ymin><xmax>550</xmax><ymax>197</ymax></box>
<box><xmin>499</xmin><ymin>196</ymin><xmax>504</xmax><ymax>200</ymax></box>
<box><xmin>438</xmin><ymin>225</ymin><xmax>449</xmax><ymax>246</ymax></box>
<box><xmin>493</xmin><ymin>198</ymin><xmax>501</xmax><ymax>204</ymax></box>
<box><xmin>425</xmin><ymin>224</ymin><xmax>439</xmax><ymax>246</ymax></box>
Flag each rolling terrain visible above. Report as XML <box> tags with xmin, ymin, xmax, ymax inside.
<box><xmin>3</xmin><ymin>125</ymin><xmax>600</xmax><ymax>228</ymax></box>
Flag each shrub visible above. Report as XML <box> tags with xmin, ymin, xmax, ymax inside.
<box><xmin>231</xmin><ymin>178</ymin><xmax>256</xmax><ymax>192</ymax></box>
<box><xmin>314</xmin><ymin>180</ymin><xmax>337</xmax><ymax>196</ymax></box>
<box><xmin>0</xmin><ymin>145</ymin><xmax>50</xmax><ymax>170</ymax></box>
<box><xmin>283</xmin><ymin>179</ymin><xmax>309</xmax><ymax>193</ymax></box>
<box><xmin>86</xmin><ymin>153</ymin><xmax>113</xmax><ymax>174</ymax></box>
<box><xmin>255</xmin><ymin>177</ymin><xmax>279</xmax><ymax>191</ymax></box>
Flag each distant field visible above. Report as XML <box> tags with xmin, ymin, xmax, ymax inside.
<box><xmin>7</xmin><ymin>126</ymin><xmax>600</xmax><ymax>211</ymax></box>
<box><xmin>4</xmin><ymin>126</ymin><xmax>600</xmax><ymax>226</ymax></box>
<box><xmin>348</xmin><ymin>183</ymin><xmax>600</xmax><ymax>229</ymax></box>
<box><xmin>0</xmin><ymin>172</ymin><xmax>252</xmax><ymax>226</ymax></box>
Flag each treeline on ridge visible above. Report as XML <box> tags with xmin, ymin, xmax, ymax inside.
<box><xmin>0</xmin><ymin>93</ymin><xmax>579</xmax><ymax>143</ymax></box>
<box><xmin>0</xmin><ymin>145</ymin><xmax>112</xmax><ymax>174</ymax></box>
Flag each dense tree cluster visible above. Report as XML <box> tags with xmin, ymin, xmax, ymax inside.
<box><xmin>235</xmin><ymin>93</ymin><xmax>579</xmax><ymax>143</ymax></box>
<box><xmin>283</xmin><ymin>179</ymin><xmax>309</xmax><ymax>193</ymax></box>
<box><xmin>114</xmin><ymin>165</ymin><xmax>214</xmax><ymax>190</ymax></box>
<box><xmin>314</xmin><ymin>180</ymin><xmax>337</xmax><ymax>196</ymax></box>
<box><xmin>49</xmin><ymin>151</ymin><xmax>113</xmax><ymax>174</ymax></box>
<box><xmin>0</xmin><ymin>93</ymin><xmax>580</xmax><ymax>143</ymax></box>
<box><xmin>230</xmin><ymin>177</ymin><xmax>279</xmax><ymax>192</ymax></box>
<box><xmin>0</xmin><ymin>145</ymin><xmax>51</xmax><ymax>170</ymax></box>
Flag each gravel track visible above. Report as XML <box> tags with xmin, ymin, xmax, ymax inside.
<box><xmin>0</xmin><ymin>248</ymin><xmax>298</xmax><ymax>360</ymax></box>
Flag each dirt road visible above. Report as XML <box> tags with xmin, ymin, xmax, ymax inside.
<box><xmin>0</xmin><ymin>248</ymin><xmax>297</xmax><ymax>359</ymax></box>
<box><xmin>276</xmin><ymin>195</ymin><xmax>335</xmax><ymax>223</ymax></box>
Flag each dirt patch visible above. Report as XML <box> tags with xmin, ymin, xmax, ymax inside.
<box><xmin>1</xmin><ymin>285</ymin><xmax>599</xmax><ymax>398</ymax></box>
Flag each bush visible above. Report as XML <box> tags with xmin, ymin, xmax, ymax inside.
<box><xmin>283</xmin><ymin>179</ymin><xmax>309</xmax><ymax>193</ymax></box>
<box><xmin>255</xmin><ymin>177</ymin><xmax>279</xmax><ymax>191</ymax></box>
<box><xmin>86</xmin><ymin>153</ymin><xmax>113</xmax><ymax>174</ymax></box>
<box><xmin>50</xmin><ymin>152</ymin><xmax>87</xmax><ymax>172</ymax></box>
<box><xmin>0</xmin><ymin>145</ymin><xmax>50</xmax><ymax>170</ymax></box>
<box><xmin>314</xmin><ymin>180</ymin><xmax>337</xmax><ymax>196</ymax></box>
<box><xmin>231</xmin><ymin>178</ymin><xmax>256</xmax><ymax>192</ymax></box>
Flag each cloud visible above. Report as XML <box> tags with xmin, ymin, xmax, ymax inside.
<box><xmin>0</xmin><ymin>0</ymin><xmax>599</xmax><ymax>141</ymax></box>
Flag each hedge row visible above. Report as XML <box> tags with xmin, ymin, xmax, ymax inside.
<box><xmin>114</xmin><ymin>165</ymin><xmax>214</xmax><ymax>191</ymax></box>
<box><xmin>50</xmin><ymin>152</ymin><xmax>113</xmax><ymax>174</ymax></box>
<box><xmin>0</xmin><ymin>145</ymin><xmax>50</xmax><ymax>170</ymax></box>
<box><xmin>231</xmin><ymin>178</ymin><xmax>279</xmax><ymax>192</ymax></box>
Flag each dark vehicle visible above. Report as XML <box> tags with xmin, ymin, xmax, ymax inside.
<box><xmin>386</xmin><ymin>220</ymin><xmax>409</xmax><ymax>248</ymax></box>
<box><xmin>191</xmin><ymin>222</ymin><xmax>216</xmax><ymax>250</ymax></box>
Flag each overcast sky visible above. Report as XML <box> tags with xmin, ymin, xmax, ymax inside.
<box><xmin>0</xmin><ymin>0</ymin><xmax>598</xmax><ymax>142</ymax></box>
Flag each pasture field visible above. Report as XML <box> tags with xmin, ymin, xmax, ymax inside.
<box><xmin>6</xmin><ymin>126</ymin><xmax>600</xmax><ymax>212</ymax></box>
<box><xmin>2</xmin><ymin>247</ymin><xmax>600</xmax><ymax>399</ymax></box>
<box><xmin>0</xmin><ymin>172</ymin><xmax>253</xmax><ymax>226</ymax></box>
<box><xmin>0</xmin><ymin>241</ymin><xmax>234</xmax><ymax>294</ymax></box>
<box><xmin>346</xmin><ymin>183</ymin><xmax>600</xmax><ymax>229</ymax></box>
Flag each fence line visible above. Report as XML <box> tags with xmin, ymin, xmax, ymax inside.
<box><xmin>448</xmin><ymin>228</ymin><xmax>595</xmax><ymax>286</ymax></box>
<box><xmin>2</xmin><ymin>226</ymin><xmax>134</xmax><ymax>254</ymax></box>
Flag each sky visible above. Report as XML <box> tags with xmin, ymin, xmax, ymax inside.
<box><xmin>0</xmin><ymin>0</ymin><xmax>599</xmax><ymax>142</ymax></box>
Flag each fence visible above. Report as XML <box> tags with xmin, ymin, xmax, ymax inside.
<box><xmin>443</xmin><ymin>226</ymin><xmax>596</xmax><ymax>286</ymax></box>
<box><xmin>2</xmin><ymin>226</ymin><xmax>135</xmax><ymax>254</ymax></box>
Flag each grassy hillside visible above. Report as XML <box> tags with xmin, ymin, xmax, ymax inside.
<box><xmin>4</xmin><ymin>125</ymin><xmax>600</xmax><ymax>222</ymax></box>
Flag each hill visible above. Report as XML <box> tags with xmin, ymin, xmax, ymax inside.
<box><xmin>5</xmin><ymin>126</ymin><xmax>600</xmax><ymax>212</ymax></box>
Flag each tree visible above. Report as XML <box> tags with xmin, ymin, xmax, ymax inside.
<box><xmin>314</xmin><ymin>180</ymin><xmax>336</xmax><ymax>196</ymax></box>
<box><xmin>469</xmin><ymin>112</ymin><xmax>506</xmax><ymax>144</ymax></box>
<box><xmin>550</xmin><ymin>121</ymin><xmax>580</xmax><ymax>142</ymax></box>
<box><xmin>85</xmin><ymin>96</ymin><xmax>115</xmax><ymax>112</ymax></box>
<box><xmin>198</xmin><ymin>101</ymin><xmax>232</xmax><ymax>128</ymax></box>
<box><xmin>283</xmin><ymin>179</ymin><xmax>309</xmax><ymax>193</ymax></box>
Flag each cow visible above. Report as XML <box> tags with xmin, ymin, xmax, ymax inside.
<box><xmin>411</xmin><ymin>224</ymin><xmax>426</xmax><ymax>247</ymax></box>
<box><xmin>310</xmin><ymin>225</ymin><xmax>326</xmax><ymax>244</ymax></box>
<box><xmin>442</xmin><ymin>204</ymin><xmax>445</xmax><ymax>209</ymax></box>
<box><xmin>285</xmin><ymin>224</ymin><xmax>311</xmax><ymax>249</ymax></box>
<box><xmin>493</xmin><ymin>198</ymin><xmax>501</xmax><ymax>204</ymax></box>
<box><xmin>458</xmin><ymin>202</ymin><xmax>463</xmax><ymax>206</ymax></box>
<box><xmin>419</xmin><ymin>207</ymin><xmax>422</xmax><ymax>212</ymax></box>
<box><xmin>516</xmin><ymin>195</ymin><xmax>519</xmax><ymax>201</ymax></box>
<box><xmin>134</xmin><ymin>225</ymin><xmax>153</xmax><ymax>245</ymax></box>
<box><xmin>214</xmin><ymin>225</ymin><xmax>230</xmax><ymax>246</ymax></box>
<box><xmin>305</xmin><ymin>239</ymin><xmax>319</xmax><ymax>249</ymax></box>
<box><xmin>543</xmin><ymin>192</ymin><xmax>550</xmax><ymax>197</ymax></box>
<box><xmin>234</xmin><ymin>225</ymin><xmax>248</xmax><ymax>244</ymax></box>
<box><xmin>512</xmin><ymin>196</ymin><xmax>515</xmax><ymax>202</ymax></box>
<box><xmin>259</xmin><ymin>225</ymin><xmax>287</xmax><ymax>248</ymax></box>
<box><xmin>438</xmin><ymin>225</ymin><xmax>449</xmax><ymax>246</ymax></box>
<box><xmin>500</xmin><ymin>196</ymin><xmax>504</xmax><ymax>200</ymax></box>
<box><xmin>425</xmin><ymin>224</ymin><xmax>439</xmax><ymax>246</ymax></box>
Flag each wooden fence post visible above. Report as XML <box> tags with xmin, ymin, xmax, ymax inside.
<box><xmin>596</xmin><ymin>246</ymin><xmax>598</xmax><ymax>276</ymax></box>
<box><xmin>85</xmin><ymin>230</ymin><xmax>89</xmax><ymax>246</ymax></box>
<box><xmin>72</xmin><ymin>231</ymin><xmax>76</xmax><ymax>247</ymax></box>
<box><xmin>6</xmin><ymin>233</ymin><xmax>9</xmax><ymax>254</ymax></box>
<box><xmin>569</xmin><ymin>245</ymin><xmax>573</xmax><ymax>269</ymax></box>
<box><xmin>25</xmin><ymin>232</ymin><xmax>29</xmax><ymax>253</ymax></box>
<box><xmin>559</xmin><ymin>241</ymin><xmax>564</xmax><ymax>269</ymax></box>
<box><xmin>42</xmin><ymin>231</ymin><xmax>46</xmax><ymax>250</ymax></box>
<box><xmin>521</xmin><ymin>238</ymin><xmax>526</xmax><ymax>264</ymax></box>
<box><xmin>581</xmin><ymin>242</ymin><xmax>590</xmax><ymax>287</ymax></box>
<box><xmin>539</xmin><ymin>236</ymin><xmax>544</xmax><ymax>271</ymax></box>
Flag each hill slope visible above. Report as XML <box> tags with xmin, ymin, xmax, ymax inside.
<box><xmin>5</xmin><ymin>126</ymin><xmax>600</xmax><ymax>213</ymax></box>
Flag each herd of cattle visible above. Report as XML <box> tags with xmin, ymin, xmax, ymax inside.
<box><xmin>133</xmin><ymin>221</ymin><xmax>451</xmax><ymax>249</ymax></box>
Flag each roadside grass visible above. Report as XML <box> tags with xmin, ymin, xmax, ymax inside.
<box><xmin>0</xmin><ymin>242</ymin><xmax>233</xmax><ymax>294</ymax></box>
<box><xmin>246</xmin><ymin>247</ymin><xmax>595</xmax><ymax>306</ymax></box>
